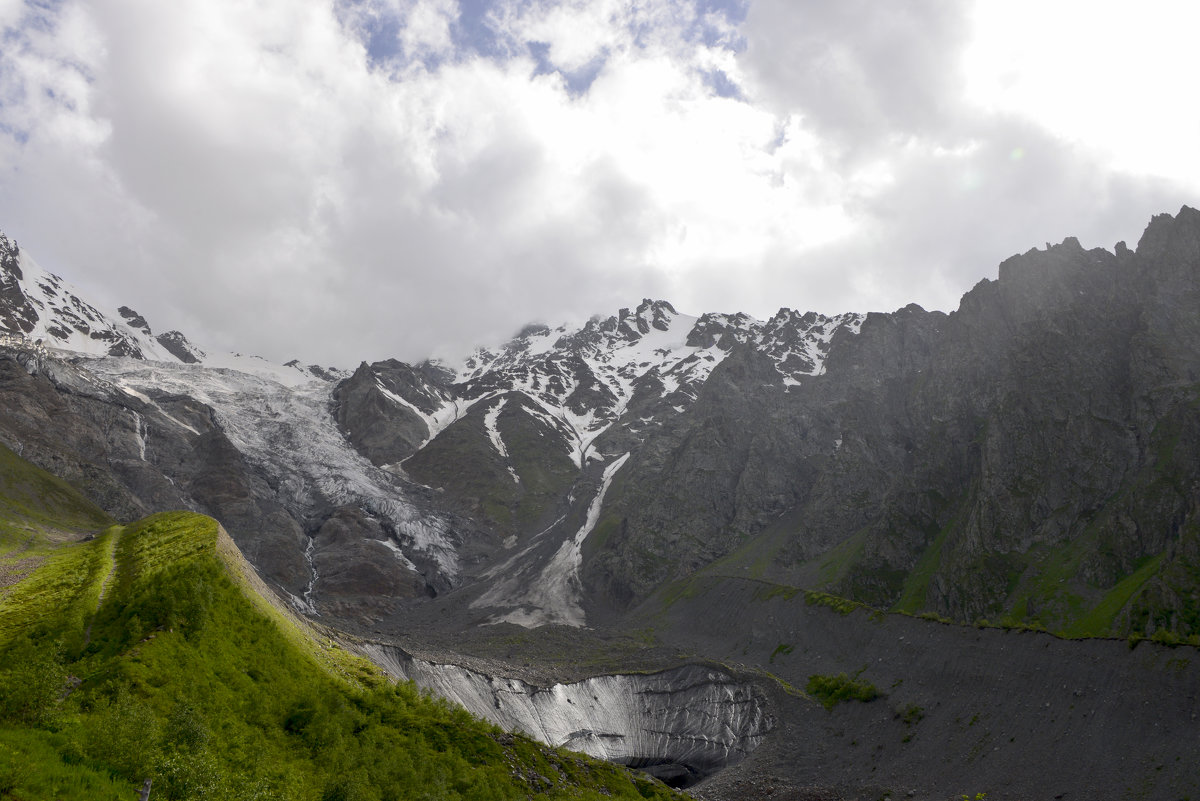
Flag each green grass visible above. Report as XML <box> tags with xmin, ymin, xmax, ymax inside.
<box><xmin>816</xmin><ymin>528</ymin><xmax>868</xmax><ymax>587</ymax></box>
<box><xmin>0</xmin><ymin>731</ymin><xmax>134</xmax><ymax>800</ymax></box>
<box><xmin>894</xmin><ymin>516</ymin><xmax>956</xmax><ymax>615</ymax></box>
<box><xmin>0</xmin><ymin>442</ymin><xmax>113</xmax><ymax>558</ymax></box>
<box><xmin>0</xmin><ymin>525</ymin><xmax>119</xmax><ymax>649</ymax></box>
<box><xmin>768</xmin><ymin>643</ymin><xmax>794</xmax><ymax>664</ymax></box>
<box><xmin>652</xmin><ymin>573</ymin><xmax>709</xmax><ymax>612</ymax></box>
<box><xmin>804</xmin><ymin>590</ymin><xmax>871</xmax><ymax>616</ymax></box>
<box><xmin>752</xmin><ymin>583</ymin><xmax>801</xmax><ymax>602</ymax></box>
<box><xmin>1065</xmin><ymin>552</ymin><xmax>1166</xmax><ymax>638</ymax></box>
<box><xmin>0</xmin><ymin>499</ymin><xmax>683</xmax><ymax>801</ymax></box>
<box><xmin>805</xmin><ymin>673</ymin><xmax>879</xmax><ymax>710</ymax></box>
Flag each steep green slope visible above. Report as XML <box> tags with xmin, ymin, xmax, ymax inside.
<box><xmin>0</xmin><ymin>441</ymin><xmax>114</xmax><ymax>553</ymax></box>
<box><xmin>0</xmin><ymin>454</ymin><xmax>681</xmax><ymax>800</ymax></box>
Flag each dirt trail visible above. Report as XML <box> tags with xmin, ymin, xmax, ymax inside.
<box><xmin>82</xmin><ymin>527</ymin><xmax>121</xmax><ymax>646</ymax></box>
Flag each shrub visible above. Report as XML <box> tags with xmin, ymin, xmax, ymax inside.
<box><xmin>899</xmin><ymin>704</ymin><xmax>925</xmax><ymax>725</ymax></box>
<box><xmin>806</xmin><ymin>672</ymin><xmax>879</xmax><ymax>710</ymax></box>
<box><xmin>0</xmin><ymin>635</ymin><xmax>67</xmax><ymax>725</ymax></box>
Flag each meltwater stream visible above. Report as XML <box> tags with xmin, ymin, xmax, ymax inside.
<box><xmin>362</xmin><ymin>644</ymin><xmax>773</xmax><ymax>788</ymax></box>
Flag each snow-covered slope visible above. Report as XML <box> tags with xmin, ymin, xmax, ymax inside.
<box><xmin>0</xmin><ymin>232</ymin><xmax>194</xmax><ymax>361</ymax></box>
<box><xmin>345</xmin><ymin>299</ymin><xmax>865</xmax><ymax>472</ymax></box>
<box><xmin>0</xmin><ymin>231</ymin><xmax>338</xmax><ymax>383</ymax></box>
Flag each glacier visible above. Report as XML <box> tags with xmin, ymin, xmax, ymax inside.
<box><xmin>362</xmin><ymin>643</ymin><xmax>773</xmax><ymax>789</ymax></box>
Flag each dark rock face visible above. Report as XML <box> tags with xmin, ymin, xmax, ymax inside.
<box><xmin>402</xmin><ymin>391</ymin><xmax>577</xmax><ymax>541</ymax></box>
<box><xmin>118</xmin><ymin>306</ymin><xmax>152</xmax><ymax>335</ymax></box>
<box><xmin>332</xmin><ymin>361</ymin><xmax>437</xmax><ymax>466</ymax></box>
<box><xmin>0</xmin><ymin>234</ymin><xmax>38</xmax><ymax>336</ymax></box>
<box><xmin>156</xmin><ymin>330</ymin><xmax>204</xmax><ymax>363</ymax></box>
<box><xmin>315</xmin><ymin>211</ymin><xmax>1200</xmax><ymax>638</ymax></box>
<box><xmin>584</xmin><ymin>207</ymin><xmax>1200</xmax><ymax>635</ymax></box>
<box><xmin>309</xmin><ymin>506</ymin><xmax>432</xmax><ymax>619</ymax></box>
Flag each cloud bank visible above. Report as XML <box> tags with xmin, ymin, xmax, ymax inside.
<box><xmin>0</xmin><ymin>0</ymin><xmax>1196</xmax><ymax>365</ymax></box>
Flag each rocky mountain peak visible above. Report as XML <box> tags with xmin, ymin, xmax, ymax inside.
<box><xmin>1135</xmin><ymin>205</ymin><xmax>1200</xmax><ymax>259</ymax></box>
<box><xmin>118</xmin><ymin>305</ymin><xmax>153</xmax><ymax>335</ymax></box>
<box><xmin>0</xmin><ymin>232</ymin><xmax>21</xmax><ymax>280</ymax></box>
<box><xmin>515</xmin><ymin>323</ymin><xmax>551</xmax><ymax>340</ymax></box>
<box><xmin>632</xmin><ymin>298</ymin><xmax>677</xmax><ymax>333</ymax></box>
<box><xmin>685</xmin><ymin>311</ymin><xmax>754</xmax><ymax>349</ymax></box>
<box><xmin>0</xmin><ymin>231</ymin><xmax>218</xmax><ymax>365</ymax></box>
<box><xmin>0</xmin><ymin>232</ymin><xmax>39</xmax><ymax>337</ymax></box>
<box><xmin>156</xmin><ymin>330</ymin><xmax>205</xmax><ymax>363</ymax></box>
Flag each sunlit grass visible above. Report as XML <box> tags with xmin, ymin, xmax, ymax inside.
<box><xmin>0</xmin><ymin>503</ymin><xmax>683</xmax><ymax>801</ymax></box>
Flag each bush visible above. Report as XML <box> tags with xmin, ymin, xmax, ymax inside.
<box><xmin>0</xmin><ymin>743</ymin><xmax>31</xmax><ymax>794</ymax></box>
<box><xmin>0</xmin><ymin>635</ymin><xmax>67</xmax><ymax>725</ymax></box>
<box><xmin>806</xmin><ymin>672</ymin><xmax>879</xmax><ymax>710</ymax></box>
<box><xmin>899</xmin><ymin>704</ymin><xmax>925</xmax><ymax>725</ymax></box>
<box><xmin>83</xmin><ymin>688</ymin><xmax>161</xmax><ymax>782</ymax></box>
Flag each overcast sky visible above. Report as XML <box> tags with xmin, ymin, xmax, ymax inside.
<box><xmin>1</xmin><ymin>0</ymin><xmax>1197</xmax><ymax>366</ymax></box>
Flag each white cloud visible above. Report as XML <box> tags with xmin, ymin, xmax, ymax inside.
<box><xmin>963</xmin><ymin>0</ymin><xmax>1200</xmax><ymax>188</ymax></box>
<box><xmin>398</xmin><ymin>0</ymin><xmax>459</xmax><ymax>60</ymax></box>
<box><xmin>0</xmin><ymin>0</ymin><xmax>1197</xmax><ymax>366</ymax></box>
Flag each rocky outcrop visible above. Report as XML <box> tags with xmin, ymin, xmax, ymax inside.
<box><xmin>118</xmin><ymin>306</ymin><xmax>152</xmax><ymax>335</ymax></box>
<box><xmin>308</xmin><ymin>505</ymin><xmax>432</xmax><ymax>619</ymax></box>
<box><xmin>0</xmin><ymin>234</ymin><xmax>38</xmax><ymax>336</ymax></box>
<box><xmin>155</xmin><ymin>330</ymin><xmax>204</xmax><ymax>363</ymax></box>
<box><xmin>332</xmin><ymin>362</ymin><xmax>434</xmax><ymax>466</ymax></box>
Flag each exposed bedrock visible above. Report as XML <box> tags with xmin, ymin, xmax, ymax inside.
<box><xmin>362</xmin><ymin>644</ymin><xmax>772</xmax><ymax>788</ymax></box>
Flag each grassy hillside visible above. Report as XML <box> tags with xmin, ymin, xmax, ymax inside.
<box><xmin>0</xmin><ymin>450</ymin><xmax>682</xmax><ymax>800</ymax></box>
<box><xmin>0</xmin><ymin>442</ymin><xmax>114</xmax><ymax>585</ymax></box>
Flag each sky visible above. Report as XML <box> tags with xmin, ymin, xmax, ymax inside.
<box><xmin>0</xmin><ymin>0</ymin><xmax>1197</xmax><ymax>366</ymax></box>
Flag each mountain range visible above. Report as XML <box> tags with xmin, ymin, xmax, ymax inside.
<box><xmin>2</xmin><ymin>209</ymin><xmax>1200</xmax><ymax>799</ymax></box>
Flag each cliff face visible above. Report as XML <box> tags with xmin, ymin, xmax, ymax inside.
<box><xmin>584</xmin><ymin>208</ymin><xmax>1200</xmax><ymax>635</ymax></box>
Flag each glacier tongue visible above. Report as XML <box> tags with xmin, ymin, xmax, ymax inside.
<box><xmin>83</xmin><ymin>356</ymin><xmax>461</xmax><ymax>584</ymax></box>
<box><xmin>362</xmin><ymin>644</ymin><xmax>772</xmax><ymax>789</ymax></box>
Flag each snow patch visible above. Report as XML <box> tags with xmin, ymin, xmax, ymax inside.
<box><xmin>488</xmin><ymin>452</ymin><xmax>630</xmax><ymax>628</ymax></box>
<box><xmin>483</xmin><ymin>398</ymin><xmax>519</xmax><ymax>484</ymax></box>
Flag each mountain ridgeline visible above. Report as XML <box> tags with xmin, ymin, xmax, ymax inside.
<box><xmin>330</xmin><ymin>208</ymin><xmax>1200</xmax><ymax>638</ymax></box>
<box><xmin>0</xmin><ymin>211</ymin><xmax>1199</xmax><ymax>638</ymax></box>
